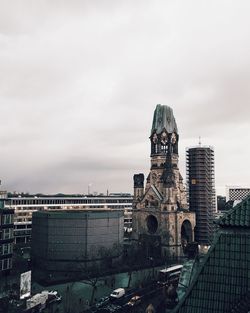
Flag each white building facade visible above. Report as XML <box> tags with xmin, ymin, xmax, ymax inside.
<box><xmin>5</xmin><ymin>195</ymin><xmax>132</xmax><ymax>244</ymax></box>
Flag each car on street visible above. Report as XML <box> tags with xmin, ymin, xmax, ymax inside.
<box><xmin>110</xmin><ymin>288</ymin><xmax>125</xmax><ymax>300</ymax></box>
<box><xmin>127</xmin><ymin>295</ymin><xmax>142</xmax><ymax>306</ymax></box>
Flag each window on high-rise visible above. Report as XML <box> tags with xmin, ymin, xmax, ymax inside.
<box><xmin>3</xmin><ymin>214</ymin><xmax>13</xmax><ymax>224</ymax></box>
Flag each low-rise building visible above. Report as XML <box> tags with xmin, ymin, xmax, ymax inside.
<box><xmin>226</xmin><ymin>186</ymin><xmax>250</xmax><ymax>205</ymax></box>
<box><xmin>5</xmin><ymin>194</ymin><xmax>132</xmax><ymax>245</ymax></box>
<box><xmin>31</xmin><ymin>210</ymin><xmax>124</xmax><ymax>276</ymax></box>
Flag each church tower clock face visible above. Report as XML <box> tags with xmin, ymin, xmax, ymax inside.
<box><xmin>171</xmin><ymin>133</ymin><xmax>177</xmax><ymax>144</ymax></box>
<box><xmin>161</xmin><ymin>131</ymin><xmax>168</xmax><ymax>145</ymax></box>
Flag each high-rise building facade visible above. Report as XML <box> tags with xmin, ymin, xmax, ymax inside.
<box><xmin>0</xmin><ymin>191</ymin><xmax>14</xmax><ymax>276</ymax></box>
<box><xmin>186</xmin><ymin>146</ymin><xmax>216</xmax><ymax>245</ymax></box>
<box><xmin>132</xmin><ymin>104</ymin><xmax>195</xmax><ymax>258</ymax></box>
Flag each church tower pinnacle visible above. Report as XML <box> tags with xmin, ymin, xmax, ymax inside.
<box><xmin>132</xmin><ymin>104</ymin><xmax>195</xmax><ymax>258</ymax></box>
<box><xmin>150</xmin><ymin>104</ymin><xmax>178</xmax><ymax>156</ymax></box>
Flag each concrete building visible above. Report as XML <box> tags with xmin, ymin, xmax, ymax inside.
<box><xmin>226</xmin><ymin>186</ymin><xmax>250</xmax><ymax>205</ymax></box>
<box><xmin>186</xmin><ymin>146</ymin><xmax>216</xmax><ymax>245</ymax></box>
<box><xmin>5</xmin><ymin>195</ymin><xmax>132</xmax><ymax>245</ymax></box>
<box><xmin>217</xmin><ymin>195</ymin><xmax>226</xmax><ymax>211</ymax></box>
<box><xmin>32</xmin><ymin>210</ymin><xmax>124</xmax><ymax>275</ymax></box>
<box><xmin>132</xmin><ymin>104</ymin><xmax>195</xmax><ymax>258</ymax></box>
<box><xmin>0</xmin><ymin>192</ymin><xmax>14</xmax><ymax>276</ymax></box>
<box><xmin>216</xmin><ymin>195</ymin><xmax>234</xmax><ymax>213</ymax></box>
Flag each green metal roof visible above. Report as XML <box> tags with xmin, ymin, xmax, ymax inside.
<box><xmin>230</xmin><ymin>291</ymin><xmax>250</xmax><ymax>313</ymax></box>
<box><xmin>172</xmin><ymin>195</ymin><xmax>250</xmax><ymax>313</ymax></box>
<box><xmin>151</xmin><ymin>104</ymin><xmax>178</xmax><ymax>135</ymax></box>
<box><xmin>216</xmin><ymin>196</ymin><xmax>250</xmax><ymax>227</ymax></box>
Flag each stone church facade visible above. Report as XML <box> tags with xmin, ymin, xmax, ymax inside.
<box><xmin>132</xmin><ymin>104</ymin><xmax>195</xmax><ymax>258</ymax></box>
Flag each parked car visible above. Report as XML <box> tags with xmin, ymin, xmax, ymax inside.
<box><xmin>127</xmin><ymin>295</ymin><xmax>141</xmax><ymax>306</ymax></box>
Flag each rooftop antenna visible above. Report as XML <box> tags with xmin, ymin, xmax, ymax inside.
<box><xmin>198</xmin><ymin>136</ymin><xmax>201</xmax><ymax>146</ymax></box>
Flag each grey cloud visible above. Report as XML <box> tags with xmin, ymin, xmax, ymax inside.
<box><xmin>0</xmin><ymin>1</ymin><xmax>250</xmax><ymax>194</ymax></box>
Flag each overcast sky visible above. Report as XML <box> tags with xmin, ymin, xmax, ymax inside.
<box><xmin>0</xmin><ymin>0</ymin><xmax>249</xmax><ymax>195</ymax></box>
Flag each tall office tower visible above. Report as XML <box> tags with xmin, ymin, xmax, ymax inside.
<box><xmin>186</xmin><ymin>146</ymin><xmax>216</xmax><ymax>245</ymax></box>
<box><xmin>132</xmin><ymin>104</ymin><xmax>195</xmax><ymax>258</ymax></box>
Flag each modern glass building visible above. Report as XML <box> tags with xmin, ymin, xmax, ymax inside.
<box><xmin>32</xmin><ymin>210</ymin><xmax>124</xmax><ymax>280</ymax></box>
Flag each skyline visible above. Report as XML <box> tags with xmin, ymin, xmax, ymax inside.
<box><xmin>1</xmin><ymin>1</ymin><xmax>250</xmax><ymax>196</ymax></box>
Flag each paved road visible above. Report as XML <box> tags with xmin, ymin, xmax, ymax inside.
<box><xmin>32</xmin><ymin>267</ymin><xmax>161</xmax><ymax>313</ymax></box>
<box><xmin>84</xmin><ymin>283</ymin><xmax>167</xmax><ymax>313</ymax></box>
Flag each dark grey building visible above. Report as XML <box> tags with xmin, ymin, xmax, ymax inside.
<box><xmin>217</xmin><ymin>195</ymin><xmax>233</xmax><ymax>212</ymax></box>
<box><xmin>0</xmin><ymin>192</ymin><xmax>14</xmax><ymax>276</ymax></box>
<box><xmin>217</xmin><ymin>195</ymin><xmax>226</xmax><ymax>211</ymax></box>
<box><xmin>186</xmin><ymin>146</ymin><xmax>216</xmax><ymax>245</ymax></box>
<box><xmin>32</xmin><ymin>210</ymin><xmax>124</xmax><ymax>276</ymax></box>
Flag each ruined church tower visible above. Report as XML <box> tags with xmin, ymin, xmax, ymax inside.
<box><xmin>132</xmin><ymin>104</ymin><xmax>195</xmax><ymax>258</ymax></box>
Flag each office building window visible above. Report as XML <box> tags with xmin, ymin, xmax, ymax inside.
<box><xmin>2</xmin><ymin>243</ymin><xmax>12</xmax><ymax>255</ymax></box>
<box><xmin>1</xmin><ymin>258</ymin><xmax>12</xmax><ymax>270</ymax></box>
<box><xmin>3</xmin><ymin>214</ymin><xmax>13</xmax><ymax>225</ymax></box>
<box><xmin>2</xmin><ymin>229</ymin><xmax>13</xmax><ymax>240</ymax></box>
